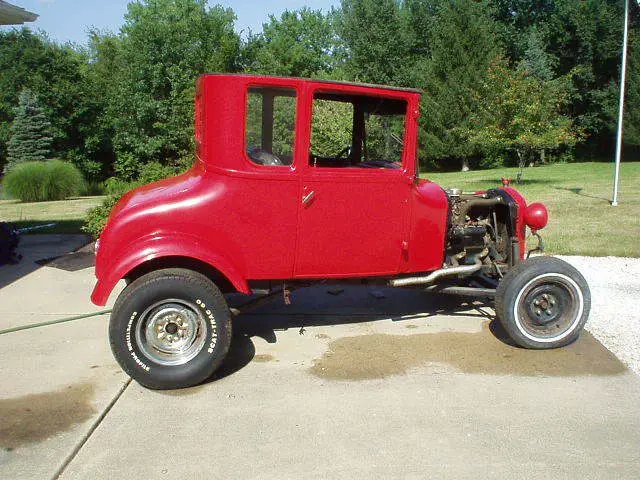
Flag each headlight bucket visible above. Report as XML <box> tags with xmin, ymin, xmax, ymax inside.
<box><xmin>524</xmin><ymin>203</ymin><xmax>548</xmax><ymax>232</ymax></box>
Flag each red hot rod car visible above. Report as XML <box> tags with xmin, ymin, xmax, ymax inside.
<box><xmin>92</xmin><ymin>75</ymin><xmax>590</xmax><ymax>389</ymax></box>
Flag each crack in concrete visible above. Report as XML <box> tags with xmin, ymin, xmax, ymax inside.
<box><xmin>51</xmin><ymin>378</ymin><xmax>132</xmax><ymax>480</ymax></box>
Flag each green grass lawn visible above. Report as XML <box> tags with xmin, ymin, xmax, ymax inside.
<box><xmin>423</xmin><ymin>162</ymin><xmax>640</xmax><ymax>257</ymax></box>
<box><xmin>0</xmin><ymin>196</ymin><xmax>104</xmax><ymax>234</ymax></box>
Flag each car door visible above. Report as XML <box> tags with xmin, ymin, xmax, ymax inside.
<box><xmin>294</xmin><ymin>168</ymin><xmax>411</xmax><ymax>277</ymax></box>
<box><xmin>293</xmin><ymin>86</ymin><xmax>415</xmax><ymax>277</ymax></box>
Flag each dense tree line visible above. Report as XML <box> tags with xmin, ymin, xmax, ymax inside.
<box><xmin>0</xmin><ymin>0</ymin><xmax>639</xmax><ymax>180</ymax></box>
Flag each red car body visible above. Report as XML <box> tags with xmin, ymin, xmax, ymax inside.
<box><xmin>95</xmin><ymin>75</ymin><xmax>595</xmax><ymax>391</ymax></box>
<box><xmin>92</xmin><ymin>74</ymin><xmax>529</xmax><ymax>306</ymax></box>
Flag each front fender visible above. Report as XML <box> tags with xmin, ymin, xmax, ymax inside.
<box><xmin>91</xmin><ymin>233</ymin><xmax>250</xmax><ymax>306</ymax></box>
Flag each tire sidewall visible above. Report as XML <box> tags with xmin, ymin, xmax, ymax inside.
<box><xmin>496</xmin><ymin>257</ymin><xmax>591</xmax><ymax>349</ymax></box>
<box><xmin>110</xmin><ymin>272</ymin><xmax>231</xmax><ymax>389</ymax></box>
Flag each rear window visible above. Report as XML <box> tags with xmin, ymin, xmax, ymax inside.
<box><xmin>245</xmin><ymin>86</ymin><xmax>297</xmax><ymax>166</ymax></box>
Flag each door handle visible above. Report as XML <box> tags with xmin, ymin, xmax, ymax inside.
<box><xmin>302</xmin><ymin>190</ymin><xmax>315</xmax><ymax>205</ymax></box>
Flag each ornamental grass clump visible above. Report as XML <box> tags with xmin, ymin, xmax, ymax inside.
<box><xmin>3</xmin><ymin>160</ymin><xmax>85</xmax><ymax>202</ymax></box>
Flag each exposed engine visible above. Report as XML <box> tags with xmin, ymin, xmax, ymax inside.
<box><xmin>445</xmin><ymin>188</ymin><xmax>518</xmax><ymax>274</ymax></box>
<box><xmin>391</xmin><ymin>188</ymin><xmax>548</xmax><ymax>289</ymax></box>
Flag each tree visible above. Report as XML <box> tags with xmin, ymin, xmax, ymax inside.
<box><xmin>545</xmin><ymin>0</ymin><xmax>624</xmax><ymax>142</ymax></box>
<box><xmin>67</xmin><ymin>31</ymin><xmax>124</xmax><ymax>180</ymax></box>
<box><xmin>0</xmin><ymin>29</ymin><xmax>100</xmax><ymax>177</ymax></box>
<box><xmin>244</xmin><ymin>8</ymin><xmax>340</xmax><ymax>78</ymax></box>
<box><xmin>519</xmin><ymin>27</ymin><xmax>557</xmax><ymax>81</ymax></box>
<box><xmin>489</xmin><ymin>0</ymin><xmax>556</xmax><ymax>60</ymax></box>
<box><xmin>467</xmin><ymin>60</ymin><xmax>580</xmax><ymax>177</ymax></box>
<box><xmin>5</xmin><ymin>89</ymin><xmax>53</xmax><ymax>172</ymax></box>
<box><xmin>310</xmin><ymin>99</ymin><xmax>354</xmax><ymax>156</ymax></box>
<box><xmin>418</xmin><ymin>0</ymin><xmax>502</xmax><ymax>170</ymax></box>
<box><xmin>337</xmin><ymin>0</ymin><xmax>409</xmax><ymax>85</ymax></box>
<box><xmin>621</xmin><ymin>25</ymin><xmax>640</xmax><ymax>147</ymax></box>
<box><xmin>490</xmin><ymin>1</ymin><xmax>640</xmax><ymax>152</ymax></box>
<box><xmin>110</xmin><ymin>0</ymin><xmax>240</xmax><ymax>178</ymax></box>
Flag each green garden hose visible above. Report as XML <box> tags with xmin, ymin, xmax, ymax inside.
<box><xmin>0</xmin><ymin>309</ymin><xmax>112</xmax><ymax>335</ymax></box>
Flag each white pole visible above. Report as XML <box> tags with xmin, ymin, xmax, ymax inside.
<box><xmin>612</xmin><ymin>0</ymin><xmax>630</xmax><ymax>206</ymax></box>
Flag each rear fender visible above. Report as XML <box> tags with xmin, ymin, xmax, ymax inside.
<box><xmin>91</xmin><ymin>233</ymin><xmax>249</xmax><ymax>306</ymax></box>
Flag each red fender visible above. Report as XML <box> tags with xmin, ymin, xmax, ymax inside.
<box><xmin>91</xmin><ymin>233</ymin><xmax>250</xmax><ymax>306</ymax></box>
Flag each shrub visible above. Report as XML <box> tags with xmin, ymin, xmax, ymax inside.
<box><xmin>138</xmin><ymin>161</ymin><xmax>177</xmax><ymax>184</ymax></box>
<box><xmin>103</xmin><ymin>161</ymin><xmax>179</xmax><ymax>197</ymax></box>
<box><xmin>479</xmin><ymin>149</ymin><xmax>507</xmax><ymax>169</ymax></box>
<box><xmin>3</xmin><ymin>160</ymin><xmax>85</xmax><ymax>202</ymax></box>
<box><xmin>83</xmin><ymin>195</ymin><xmax>122</xmax><ymax>238</ymax></box>
<box><xmin>104</xmin><ymin>177</ymin><xmax>142</xmax><ymax>196</ymax></box>
<box><xmin>84</xmin><ymin>161</ymin><xmax>181</xmax><ymax>238</ymax></box>
<box><xmin>81</xmin><ymin>180</ymin><xmax>105</xmax><ymax>196</ymax></box>
<box><xmin>67</xmin><ymin>149</ymin><xmax>104</xmax><ymax>182</ymax></box>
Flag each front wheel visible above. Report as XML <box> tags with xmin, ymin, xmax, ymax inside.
<box><xmin>495</xmin><ymin>256</ymin><xmax>590</xmax><ymax>349</ymax></box>
<box><xmin>109</xmin><ymin>268</ymin><xmax>232</xmax><ymax>389</ymax></box>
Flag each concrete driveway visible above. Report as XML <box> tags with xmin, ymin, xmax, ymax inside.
<box><xmin>1</xmin><ymin>236</ymin><xmax>639</xmax><ymax>479</ymax></box>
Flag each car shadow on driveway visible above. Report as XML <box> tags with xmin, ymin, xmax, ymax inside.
<box><xmin>197</xmin><ymin>285</ymin><xmax>627</xmax><ymax>386</ymax></box>
<box><xmin>210</xmin><ymin>286</ymin><xmax>489</xmax><ymax>381</ymax></box>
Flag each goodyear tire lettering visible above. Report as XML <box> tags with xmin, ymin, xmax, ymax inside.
<box><xmin>196</xmin><ymin>298</ymin><xmax>217</xmax><ymax>354</ymax></box>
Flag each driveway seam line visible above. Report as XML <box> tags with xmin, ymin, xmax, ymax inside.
<box><xmin>51</xmin><ymin>377</ymin><xmax>132</xmax><ymax>480</ymax></box>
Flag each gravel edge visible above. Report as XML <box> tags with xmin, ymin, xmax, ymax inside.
<box><xmin>555</xmin><ymin>255</ymin><xmax>640</xmax><ymax>376</ymax></box>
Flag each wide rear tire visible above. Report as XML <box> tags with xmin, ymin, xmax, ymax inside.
<box><xmin>495</xmin><ymin>256</ymin><xmax>590</xmax><ymax>349</ymax></box>
<box><xmin>109</xmin><ymin>268</ymin><xmax>232</xmax><ymax>389</ymax></box>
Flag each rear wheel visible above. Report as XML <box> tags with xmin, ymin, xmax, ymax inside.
<box><xmin>495</xmin><ymin>256</ymin><xmax>590</xmax><ymax>349</ymax></box>
<box><xmin>109</xmin><ymin>268</ymin><xmax>232</xmax><ymax>389</ymax></box>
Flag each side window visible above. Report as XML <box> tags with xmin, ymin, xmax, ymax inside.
<box><xmin>310</xmin><ymin>93</ymin><xmax>406</xmax><ymax>170</ymax></box>
<box><xmin>245</xmin><ymin>86</ymin><xmax>296</xmax><ymax>166</ymax></box>
<box><xmin>311</xmin><ymin>99</ymin><xmax>354</xmax><ymax>158</ymax></box>
<box><xmin>363</xmin><ymin>108</ymin><xmax>406</xmax><ymax>164</ymax></box>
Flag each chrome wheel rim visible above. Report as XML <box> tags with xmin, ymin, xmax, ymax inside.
<box><xmin>135</xmin><ymin>300</ymin><xmax>207</xmax><ymax>366</ymax></box>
